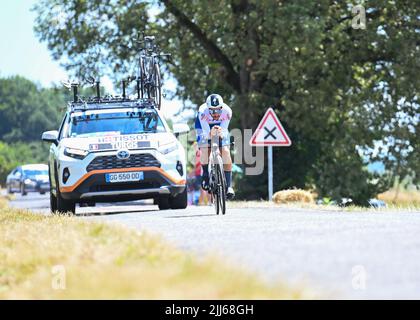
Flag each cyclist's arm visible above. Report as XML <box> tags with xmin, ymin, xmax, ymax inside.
<box><xmin>198</xmin><ymin>111</ymin><xmax>211</xmax><ymax>140</ymax></box>
<box><xmin>219</xmin><ymin>107</ymin><xmax>232</xmax><ymax>138</ymax></box>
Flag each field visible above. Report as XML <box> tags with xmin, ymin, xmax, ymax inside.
<box><xmin>0</xmin><ymin>196</ymin><xmax>307</xmax><ymax>299</ymax></box>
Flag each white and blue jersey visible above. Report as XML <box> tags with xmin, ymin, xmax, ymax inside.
<box><xmin>195</xmin><ymin>103</ymin><xmax>232</xmax><ymax>146</ymax></box>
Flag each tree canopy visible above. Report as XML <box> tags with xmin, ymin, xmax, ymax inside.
<box><xmin>0</xmin><ymin>76</ymin><xmax>64</xmax><ymax>143</ymax></box>
<box><xmin>32</xmin><ymin>0</ymin><xmax>420</xmax><ymax>204</ymax></box>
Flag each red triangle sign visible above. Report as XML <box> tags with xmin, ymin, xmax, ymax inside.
<box><xmin>249</xmin><ymin>108</ymin><xmax>291</xmax><ymax>146</ymax></box>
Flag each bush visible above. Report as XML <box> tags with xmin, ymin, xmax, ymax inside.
<box><xmin>273</xmin><ymin>189</ymin><xmax>315</xmax><ymax>204</ymax></box>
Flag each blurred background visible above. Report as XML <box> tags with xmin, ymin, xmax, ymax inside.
<box><xmin>0</xmin><ymin>0</ymin><xmax>418</xmax><ymax>206</ymax></box>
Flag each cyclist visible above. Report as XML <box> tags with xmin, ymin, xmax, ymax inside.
<box><xmin>195</xmin><ymin>94</ymin><xmax>234</xmax><ymax>199</ymax></box>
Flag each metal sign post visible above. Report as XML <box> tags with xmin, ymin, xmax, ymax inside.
<box><xmin>268</xmin><ymin>146</ymin><xmax>273</xmax><ymax>201</ymax></box>
<box><xmin>249</xmin><ymin>107</ymin><xmax>291</xmax><ymax>201</ymax></box>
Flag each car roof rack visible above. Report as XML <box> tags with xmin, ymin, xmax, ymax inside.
<box><xmin>62</xmin><ymin>78</ymin><xmax>158</xmax><ymax>112</ymax></box>
<box><xmin>69</xmin><ymin>98</ymin><xmax>157</xmax><ymax>112</ymax></box>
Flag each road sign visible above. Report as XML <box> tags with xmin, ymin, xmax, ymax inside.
<box><xmin>249</xmin><ymin>108</ymin><xmax>291</xmax><ymax>201</ymax></box>
<box><xmin>249</xmin><ymin>108</ymin><xmax>291</xmax><ymax>146</ymax></box>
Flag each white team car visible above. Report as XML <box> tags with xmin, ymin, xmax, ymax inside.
<box><xmin>42</xmin><ymin>99</ymin><xmax>189</xmax><ymax>214</ymax></box>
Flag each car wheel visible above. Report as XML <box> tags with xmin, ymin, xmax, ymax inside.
<box><xmin>169</xmin><ymin>187</ymin><xmax>188</xmax><ymax>209</ymax></box>
<box><xmin>21</xmin><ymin>184</ymin><xmax>27</xmax><ymax>196</ymax></box>
<box><xmin>50</xmin><ymin>188</ymin><xmax>57</xmax><ymax>213</ymax></box>
<box><xmin>158</xmin><ymin>195</ymin><xmax>170</xmax><ymax>210</ymax></box>
<box><xmin>54</xmin><ymin>173</ymin><xmax>75</xmax><ymax>215</ymax></box>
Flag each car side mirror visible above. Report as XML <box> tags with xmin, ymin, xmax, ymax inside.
<box><xmin>42</xmin><ymin>130</ymin><xmax>59</xmax><ymax>145</ymax></box>
<box><xmin>173</xmin><ymin>123</ymin><xmax>189</xmax><ymax>138</ymax></box>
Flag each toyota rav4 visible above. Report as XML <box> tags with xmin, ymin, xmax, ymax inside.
<box><xmin>42</xmin><ymin>99</ymin><xmax>189</xmax><ymax>214</ymax></box>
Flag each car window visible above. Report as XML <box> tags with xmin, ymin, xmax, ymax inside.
<box><xmin>65</xmin><ymin>109</ymin><xmax>166</xmax><ymax>138</ymax></box>
<box><xmin>59</xmin><ymin>113</ymin><xmax>69</xmax><ymax>140</ymax></box>
<box><xmin>23</xmin><ymin>169</ymin><xmax>49</xmax><ymax>177</ymax></box>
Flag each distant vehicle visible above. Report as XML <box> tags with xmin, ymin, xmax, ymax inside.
<box><xmin>6</xmin><ymin>164</ymin><xmax>50</xmax><ymax>196</ymax></box>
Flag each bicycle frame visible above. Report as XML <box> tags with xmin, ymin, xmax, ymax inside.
<box><xmin>208</xmin><ymin>134</ymin><xmax>226</xmax><ymax>215</ymax></box>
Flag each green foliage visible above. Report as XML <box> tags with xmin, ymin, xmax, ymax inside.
<box><xmin>32</xmin><ymin>0</ymin><xmax>419</xmax><ymax>204</ymax></box>
<box><xmin>0</xmin><ymin>76</ymin><xmax>65</xmax><ymax>184</ymax></box>
<box><xmin>0</xmin><ymin>76</ymin><xmax>65</xmax><ymax>143</ymax></box>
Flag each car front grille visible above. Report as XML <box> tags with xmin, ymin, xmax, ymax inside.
<box><xmin>87</xmin><ymin>153</ymin><xmax>161</xmax><ymax>172</ymax></box>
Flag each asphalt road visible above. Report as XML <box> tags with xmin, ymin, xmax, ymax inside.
<box><xmin>9</xmin><ymin>193</ymin><xmax>420</xmax><ymax>299</ymax></box>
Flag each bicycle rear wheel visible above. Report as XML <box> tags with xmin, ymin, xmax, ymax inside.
<box><xmin>151</xmin><ymin>63</ymin><xmax>162</xmax><ymax>109</ymax></box>
<box><xmin>210</xmin><ymin>165</ymin><xmax>220</xmax><ymax>215</ymax></box>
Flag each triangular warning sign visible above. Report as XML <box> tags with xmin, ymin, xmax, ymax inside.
<box><xmin>249</xmin><ymin>108</ymin><xmax>291</xmax><ymax>146</ymax></box>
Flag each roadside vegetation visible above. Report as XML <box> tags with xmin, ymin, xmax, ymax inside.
<box><xmin>0</xmin><ymin>196</ymin><xmax>308</xmax><ymax>299</ymax></box>
<box><xmin>378</xmin><ymin>188</ymin><xmax>420</xmax><ymax>208</ymax></box>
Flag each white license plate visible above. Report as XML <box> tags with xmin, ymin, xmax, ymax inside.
<box><xmin>105</xmin><ymin>172</ymin><xmax>144</xmax><ymax>183</ymax></box>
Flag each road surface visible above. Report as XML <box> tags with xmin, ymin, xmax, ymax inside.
<box><xmin>9</xmin><ymin>193</ymin><xmax>420</xmax><ymax>299</ymax></box>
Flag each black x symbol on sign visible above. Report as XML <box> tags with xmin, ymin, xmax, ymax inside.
<box><xmin>264</xmin><ymin>126</ymin><xmax>277</xmax><ymax>139</ymax></box>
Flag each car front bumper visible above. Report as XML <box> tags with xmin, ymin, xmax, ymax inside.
<box><xmin>60</xmin><ymin>168</ymin><xmax>186</xmax><ymax>202</ymax></box>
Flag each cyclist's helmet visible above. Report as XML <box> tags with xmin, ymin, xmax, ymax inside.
<box><xmin>206</xmin><ymin>94</ymin><xmax>223</xmax><ymax>109</ymax></box>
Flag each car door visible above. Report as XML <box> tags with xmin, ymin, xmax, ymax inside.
<box><xmin>9</xmin><ymin>168</ymin><xmax>18</xmax><ymax>191</ymax></box>
<box><xmin>6</xmin><ymin>169</ymin><xmax>14</xmax><ymax>190</ymax></box>
<box><xmin>14</xmin><ymin>167</ymin><xmax>23</xmax><ymax>191</ymax></box>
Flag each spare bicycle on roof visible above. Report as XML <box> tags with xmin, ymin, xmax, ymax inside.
<box><xmin>62</xmin><ymin>34</ymin><xmax>170</xmax><ymax>111</ymax></box>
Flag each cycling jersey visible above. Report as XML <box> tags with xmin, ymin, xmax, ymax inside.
<box><xmin>194</xmin><ymin>103</ymin><xmax>232</xmax><ymax>146</ymax></box>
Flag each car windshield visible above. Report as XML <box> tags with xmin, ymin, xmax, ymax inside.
<box><xmin>23</xmin><ymin>170</ymin><xmax>48</xmax><ymax>177</ymax></box>
<box><xmin>67</xmin><ymin>109</ymin><xmax>166</xmax><ymax>138</ymax></box>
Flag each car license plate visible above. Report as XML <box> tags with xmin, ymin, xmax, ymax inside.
<box><xmin>105</xmin><ymin>172</ymin><xmax>144</xmax><ymax>183</ymax></box>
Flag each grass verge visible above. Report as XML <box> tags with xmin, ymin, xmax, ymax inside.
<box><xmin>0</xmin><ymin>196</ymin><xmax>307</xmax><ymax>299</ymax></box>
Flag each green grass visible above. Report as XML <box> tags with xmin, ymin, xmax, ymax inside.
<box><xmin>0</xmin><ymin>197</ymin><xmax>309</xmax><ymax>299</ymax></box>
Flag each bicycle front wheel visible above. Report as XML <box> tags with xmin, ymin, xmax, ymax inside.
<box><xmin>216</xmin><ymin>163</ymin><xmax>226</xmax><ymax>215</ymax></box>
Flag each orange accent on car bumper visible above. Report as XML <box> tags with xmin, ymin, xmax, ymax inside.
<box><xmin>60</xmin><ymin>167</ymin><xmax>186</xmax><ymax>193</ymax></box>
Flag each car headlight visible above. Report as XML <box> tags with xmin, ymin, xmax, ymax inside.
<box><xmin>159</xmin><ymin>142</ymin><xmax>178</xmax><ymax>155</ymax></box>
<box><xmin>64</xmin><ymin>147</ymin><xmax>89</xmax><ymax>160</ymax></box>
<box><xmin>24</xmin><ymin>179</ymin><xmax>36</xmax><ymax>185</ymax></box>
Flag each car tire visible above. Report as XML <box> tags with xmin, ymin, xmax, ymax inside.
<box><xmin>21</xmin><ymin>184</ymin><xmax>27</xmax><ymax>196</ymax></box>
<box><xmin>54</xmin><ymin>171</ymin><xmax>75</xmax><ymax>215</ymax></box>
<box><xmin>50</xmin><ymin>189</ymin><xmax>58</xmax><ymax>213</ymax></box>
<box><xmin>55</xmin><ymin>188</ymin><xmax>76</xmax><ymax>215</ymax></box>
<box><xmin>169</xmin><ymin>187</ymin><xmax>188</xmax><ymax>209</ymax></box>
<box><xmin>158</xmin><ymin>196</ymin><xmax>170</xmax><ymax>210</ymax></box>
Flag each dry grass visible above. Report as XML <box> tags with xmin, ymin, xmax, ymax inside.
<box><xmin>273</xmin><ymin>189</ymin><xmax>315</xmax><ymax>204</ymax></box>
<box><xmin>0</xmin><ymin>197</ymin><xmax>309</xmax><ymax>299</ymax></box>
<box><xmin>378</xmin><ymin>188</ymin><xmax>420</xmax><ymax>207</ymax></box>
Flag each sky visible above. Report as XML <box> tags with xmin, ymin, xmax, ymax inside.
<box><xmin>0</xmin><ymin>0</ymin><xmax>67</xmax><ymax>86</ymax></box>
<box><xmin>0</xmin><ymin>0</ymin><xmax>188</xmax><ymax>119</ymax></box>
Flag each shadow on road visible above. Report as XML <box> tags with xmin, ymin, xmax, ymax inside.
<box><xmin>77</xmin><ymin>208</ymin><xmax>159</xmax><ymax>217</ymax></box>
<box><xmin>166</xmin><ymin>214</ymin><xmax>215</xmax><ymax>219</ymax></box>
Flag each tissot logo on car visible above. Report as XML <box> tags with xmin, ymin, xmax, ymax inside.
<box><xmin>117</xmin><ymin>150</ymin><xmax>130</xmax><ymax>160</ymax></box>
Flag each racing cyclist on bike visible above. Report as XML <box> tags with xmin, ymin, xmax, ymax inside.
<box><xmin>195</xmin><ymin>94</ymin><xmax>235</xmax><ymax>199</ymax></box>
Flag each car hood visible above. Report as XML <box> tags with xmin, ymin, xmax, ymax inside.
<box><xmin>60</xmin><ymin>132</ymin><xmax>177</xmax><ymax>151</ymax></box>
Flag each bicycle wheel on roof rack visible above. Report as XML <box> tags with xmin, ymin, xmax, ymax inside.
<box><xmin>139</xmin><ymin>58</ymin><xmax>146</xmax><ymax>99</ymax></box>
<box><xmin>151</xmin><ymin>63</ymin><xmax>161</xmax><ymax>109</ymax></box>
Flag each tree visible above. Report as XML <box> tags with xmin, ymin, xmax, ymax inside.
<box><xmin>33</xmin><ymin>0</ymin><xmax>420</xmax><ymax>204</ymax></box>
<box><xmin>0</xmin><ymin>76</ymin><xmax>65</xmax><ymax>143</ymax></box>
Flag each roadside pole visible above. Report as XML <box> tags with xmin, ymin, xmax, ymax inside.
<box><xmin>268</xmin><ymin>146</ymin><xmax>273</xmax><ymax>201</ymax></box>
<box><xmin>249</xmin><ymin>107</ymin><xmax>292</xmax><ymax>202</ymax></box>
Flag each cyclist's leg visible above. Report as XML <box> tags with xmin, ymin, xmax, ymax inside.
<box><xmin>199</xmin><ymin>144</ymin><xmax>211</xmax><ymax>190</ymax></box>
<box><xmin>220</xmin><ymin>143</ymin><xmax>234</xmax><ymax>198</ymax></box>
